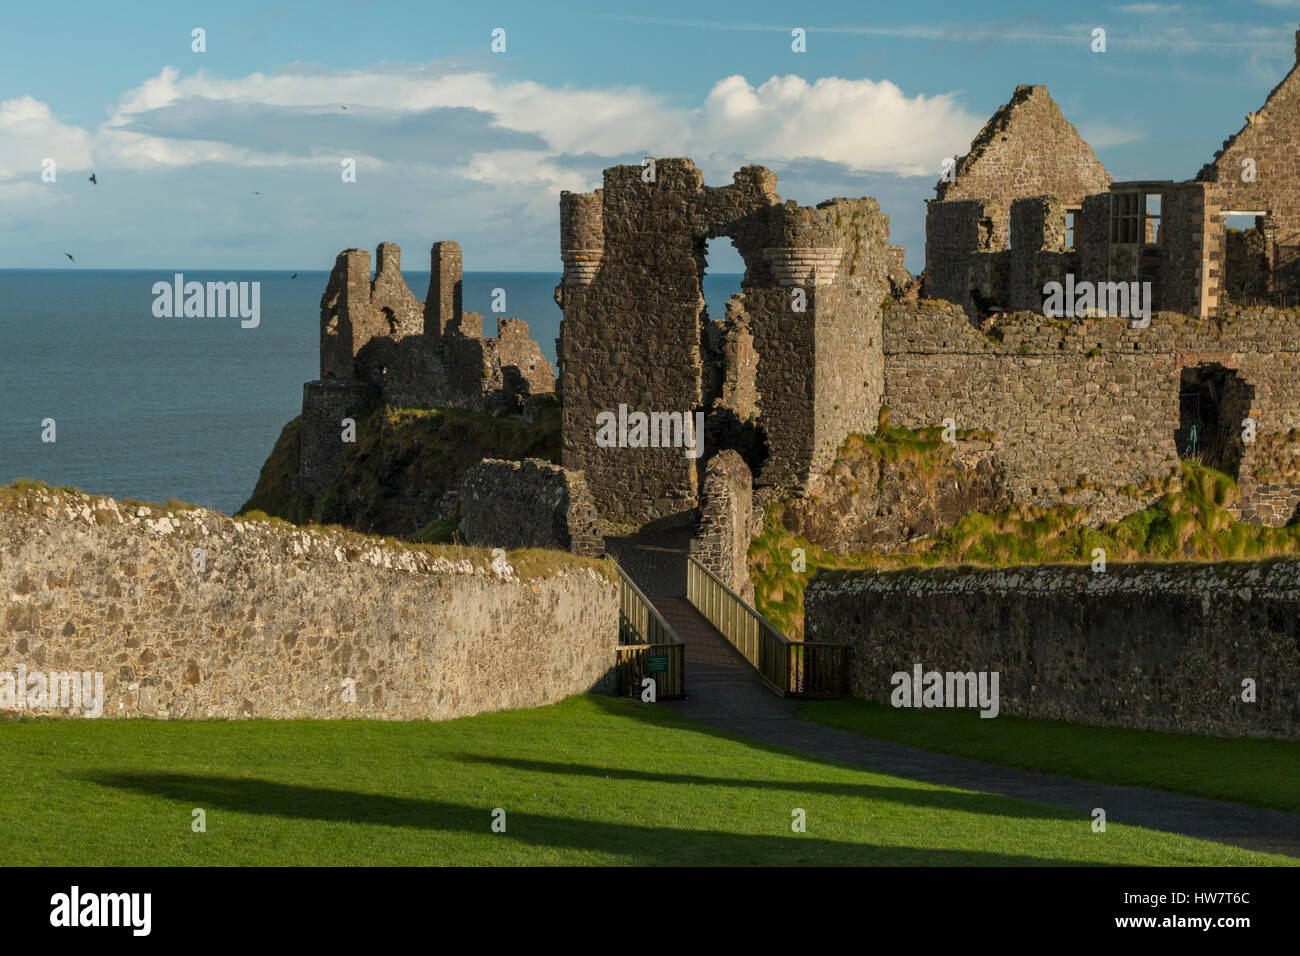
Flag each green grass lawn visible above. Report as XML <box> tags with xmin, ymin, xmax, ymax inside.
<box><xmin>0</xmin><ymin>696</ymin><xmax>1291</xmax><ymax>866</ymax></box>
<box><xmin>799</xmin><ymin>699</ymin><xmax>1300</xmax><ymax>814</ymax></box>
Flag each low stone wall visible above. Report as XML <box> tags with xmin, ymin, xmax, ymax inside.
<box><xmin>805</xmin><ymin>560</ymin><xmax>1300</xmax><ymax>739</ymax></box>
<box><xmin>0</xmin><ymin>487</ymin><xmax>617</xmax><ymax>720</ymax></box>
<box><xmin>459</xmin><ymin>458</ymin><xmax>604</xmax><ymax>557</ymax></box>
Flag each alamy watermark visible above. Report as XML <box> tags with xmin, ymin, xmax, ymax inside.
<box><xmin>1042</xmin><ymin>274</ymin><xmax>1151</xmax><ymax>326</ymax></box>
<box><xmin>595</xmin><ymin>404</ymin><xmax>704</xmax><ymax>459</ymax></box>
<box><xmin>890</xmin><ymin>663</ymin><xmax>1000</xmax><ymax>718</ymax></box>
<box><xmin>152</xmin><ymin>274</ymin><xmax>260</xmax><ymax>328</ymax></box>
<box><xmin>0</xmin><ymin>665</ymin><xmax>104</xmax><ymax>717</ymax></box>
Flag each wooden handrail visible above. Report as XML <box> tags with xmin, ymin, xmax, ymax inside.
<box><xmin>613</xmin><ymin>560</ymin><xmax>683</xmax><ymax>647</ymax></box>
<box><xmin>611</xmin><ymin>559</ymin><xmax>686</xmax><ymax>699</ymax></box>
<box><xmin>686</xmin><ymin>555</ymin><xmax>849</xmax><ymax>699</ymax></box>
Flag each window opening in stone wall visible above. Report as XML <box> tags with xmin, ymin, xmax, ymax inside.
<box><xmin>1223</xmin><ymin>212</ymin><xmax>1271</xmax><ymax>306</ymax></box>
<box><xmin>1065</xmin><ymin>208</ymin><xmax>1079</xmax><ymax>250</ymax></box>
<box><xmin>1144</xmin><ymin>194</ymin><xmax>1161</xmax><ymax>245</ymax></box>
<box><xmin>1110</xmin><ymin>192</ymin><xmax>1142</xmax><ymax>244</ymax></box>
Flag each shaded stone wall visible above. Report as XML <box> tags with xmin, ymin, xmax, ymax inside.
<box><xmin>558</xmin><ymin>161</ymin><xmax>780</xmax><ymax>525</ymax></box>
<box><xmin>805</xmin><ymin>560</ymin><xmax>1300</xmax><ymax>740</ymax></box>
<box><xmin>1158</xmin><ymin>183</ymin><xmax>1219</xmax><ymax>318</ymax></box>
<box><xmin>923</xmin><ymin>199</ymin><xmax>1001</xmax><ymax>308</ymax></box>
<box><xmin>459</xmin><ymin>458</ymin><xmax>604</xmax><ymax>557</ymax></box>
<box><xmin>0</xmin><ymin>488</ymin><xmax>617</xmax><ymax>720</ymax></box>
<box><xmin>558</xmin><ymin>159</ymin><xmax>894</xmax><ymax>524</ymax></box>
<box><xmin>688</xmin><ymin>450</ymin><xmax>754</xmax><ymax>602</ymax></box>
<box><xmin>1009</xmin><ymin>195</ymin><xmax>1068</xmax><ymax>311</ymax></box>
<box><xmin>297</xmin><ymin>379</ymin><xmax>375</xmax><ymax>498</ymax></box>
<box><xmin>882</xmin><ymin>301</ymin><xmax>1300</xmax><ymax>523</ymax></box>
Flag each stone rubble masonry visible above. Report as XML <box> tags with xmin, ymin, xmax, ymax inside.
<box><xmin>881</xmin><ymin>301</ymin><xmax>1300</xmax><ymax>524</ymax></box>
<box><xmin>558</xmin><ymin>158</ymin><xmax>893</xmax><ymax>526</ymax></box>
<box><xmin>928</xmin><ymin>40</ymin><xmax>1300</xmax><ymax>319</ymax></box>
<box><xmin>935</xmin><ymin>84</ymin><xmax>1114</xmax><ymax>210</ymax></box>
<box><xmin>688</xmin><ymin>450</ymin><xmax>755</xmax><ymax>603</ymax></box>
<box><xmin>1197</xmin><ymin>32</ymin><xmax>1300</xmax><ymax>301</ymax></box>
<box><xmin>805</xmin><ymin>559</ymin><xmax>1300</xmax><ymax>740</ymax></box>
<box><xmin>459</xmin><ymin>458</ymin><xmax>605</xmax><ymax>557</ymax></box>
<box><xmin>298</xmin><ymin>241</ymin><xmax>555</xmax><ymax>499</ymax></box>
<box><xmin>0</xmin><ymin>488</ymin><xmax>617</xmax><ymax>720</ymax></box>
<box><xmin>933</xmin><ymin>84</ymin><xmax>1112</xmax><ymax>248</ymax></box>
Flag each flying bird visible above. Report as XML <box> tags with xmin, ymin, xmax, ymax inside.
<box><xmin>88</xmin><ymin>173</ymin><xmax>97</xmax><ymax>185</ymax></box>
<box><xmin>253</xmin><ymin>191</ymin><xmax>261</xmax><ymax>196</ymax></box>
<box><xmin>340</xmin><ymin>106</ymin><xmax>348</xmax><ymax>110</ymax></box>
<box><xmin>290</xmin><ymin>273</ymin><xmax>298</xmax><ymax>279</ymax></box>
<box><xmin>64</xmin><ymin>252</ymin><xmax>76</xmax><ymax>263</ymax></box>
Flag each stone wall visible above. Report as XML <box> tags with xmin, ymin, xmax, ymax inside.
<box><xmin>459</xmin><ymin>458</ymin><xmax>604</xmax><ymax>557</ymax></box>
<box><xmin>805</xmin><ymin>560</ymin><xmax>1300</xmax><ymax>740</ymax></box>
<box><xmin>300</xmin><ymin>241</ymin><xmax>555</xmax><ymax>499</ymax></box>
<box><xmin>0</xmin><ymin>488</ymin><xmax>617</xmax><ymax>720</ymax></box>
<box><xmin>935</xmin><ymin>85</ymin><xmax>1112</xmax><ymax>240</ymax></box>
<box><xmin>1197</xmin><ymin>36</ymin><xmax>1300</xmax><ymax>304</ymax></box>
<box><xmin>558</xmin><ymin>158</ymin><xmax>894</xmax><ymax>525</ymax></box>
<box><xmin>688</xmin><ymin>450</ymin><xmax>754</xmax><ymax>602</ymax></box>
<box><xmin>882</xmin><ymin>301</ymin><xmax>1300</xmax><ymax>523</ymax></box>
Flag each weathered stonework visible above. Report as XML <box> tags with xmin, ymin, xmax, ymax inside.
<box><xmin>459</xmin><ymin>458</ymin><xmax>604</xmax><ymax>557</ymax></box>
<box><xmin>929</xmin><ymin>40</ymin><xmax>1300</xmax><ymax>319</ymax></box>
<box><xmin>0</xmin><ymin>488</ymin><xmax>617</xmax><ymax>720</ymax></box>
<box><xmin>882</xmin><ymin>301</ymin><xmax>1300</xmax><ymax>523</ymax></box>
<box><xmin>688</xmin><ymin>450</ymin><xmax>755</xmax><ymax>602</ymax></box>
<box><xmin>805</xmin><ymin>560</ymin><xmax>1300</xmax><ymax>740</ymax></box>
<box><xmin>299</xmin><ymin>241</ymin><xmax>555</xmax><ymax>499</ymax></box>
<box><xmin>558</xmin><ymin>159</ymin><xmax>893</xmax><ymax>526</ymax></box>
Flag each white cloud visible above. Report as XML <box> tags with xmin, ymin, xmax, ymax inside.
<box><xmin>0</xmin><ymin>61</ymin><xmax>984</xmax><ymax>268</ymax></box>
<box><xmin>693</xmin><ymin>75</ymin><xmax>979</xmax><ymax>177</ymax></box>
<box><xmin>0</xmin><ymin>96</ymin><xmax>94</xmax><ymax>179</ymax></box>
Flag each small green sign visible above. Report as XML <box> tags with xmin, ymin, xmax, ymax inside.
<box><xmin>648</xmin><ymin>654</ymin><xmax>669</xmax><ymax>674</ymax></box>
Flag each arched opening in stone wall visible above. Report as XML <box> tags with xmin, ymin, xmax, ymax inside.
<box><xmin>1176</xmin><ymin>363</ymin><xmax>1254</xmax><ymax>478</ymax></box>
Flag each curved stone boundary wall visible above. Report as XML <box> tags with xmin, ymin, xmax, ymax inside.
<box><xmin>0</xmin><ymin>488</ymin><xmax>616</xmax><ymax>720</ymax></box>
<box><xmin>805</xmin><ymin>560</ymin><xmax>1300</xmax><ymax>739</ymax></box>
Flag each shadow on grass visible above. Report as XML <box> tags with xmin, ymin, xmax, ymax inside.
<box><xmin>450</xmin><ymin>753</ymin><xmax>1081</xmax><ymax>822</ymax></box>
<box><xmin>84</xmin><ymin>771</ymin><xmax>1101</xmax><ymax>866</ymax></box>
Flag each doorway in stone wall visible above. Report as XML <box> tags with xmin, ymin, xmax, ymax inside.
<box><xmin>696</xmin><ymin>236</ymin><xmax>770</xmax><ymax>484</ymax></box>
<box><xmin>1175</xmin><ymin>363</ymin><xmax>1254</xmax><ymax>478</ymax></box>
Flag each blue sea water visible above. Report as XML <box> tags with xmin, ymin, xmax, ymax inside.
<box><xmin>0</xmin><ymin>269</ymin><xmax>743</xmax><ymax>514</ymax></box>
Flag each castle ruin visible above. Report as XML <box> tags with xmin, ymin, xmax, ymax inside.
<box><xmin>292</xmin><ymin>33</ymin><xmax>1300</xmax><ymax>568</ymax></box>
<box><xmin>297</xmin><ymin>240</ymin><xmax>554</xmax><ymax>497</ymax></box>
<box><xmin>926</xmin><ymin>29</ymin><xmax>1300</xmax><ymax>318</ymax></box>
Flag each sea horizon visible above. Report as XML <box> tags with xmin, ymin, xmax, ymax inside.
<box><xmin>0</xmin><ymin>268</ymin><xmax>745</xmax><ymax>514</ymax></box>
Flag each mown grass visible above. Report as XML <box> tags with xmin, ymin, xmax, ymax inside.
<box><xmin>799</xmin><ymin>699</ymin><xmax>1300</xmax><ymax>814</ymax></box>
<box><xmin>753</xmin><ymin>453</ymin><xmax>1300</xmax><ymax>638</ymax></box>
<box><xmin>0</xmin><ymin>697</ymin><xmax>1289</xmax><ymax>866</ymax></box>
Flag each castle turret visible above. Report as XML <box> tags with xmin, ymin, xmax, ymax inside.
<box><xmin>424</xmin><ymin>241</ymin><xmax>462</xmax><ymax>339</ymax></box>
<box><xmin>560</xmin><ymin>191</ymin><xmax>604</xmax><ymax>287</ymax></box>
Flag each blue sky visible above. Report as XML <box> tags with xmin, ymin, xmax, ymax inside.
<box><xmin>2</xmin><ymin>0</ymin><xmax>1298</xmax><ymax>273</ymax></box>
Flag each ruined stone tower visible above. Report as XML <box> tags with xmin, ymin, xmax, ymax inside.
<box><xmin>297</xmin><ymin>240</ymin><xmax>554</xmax><ymax>497</ymax></box>
<box><xmin>557</xmin><ymin>158</ymin><xmax>894</xmax><ymax>525</ymax></box>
